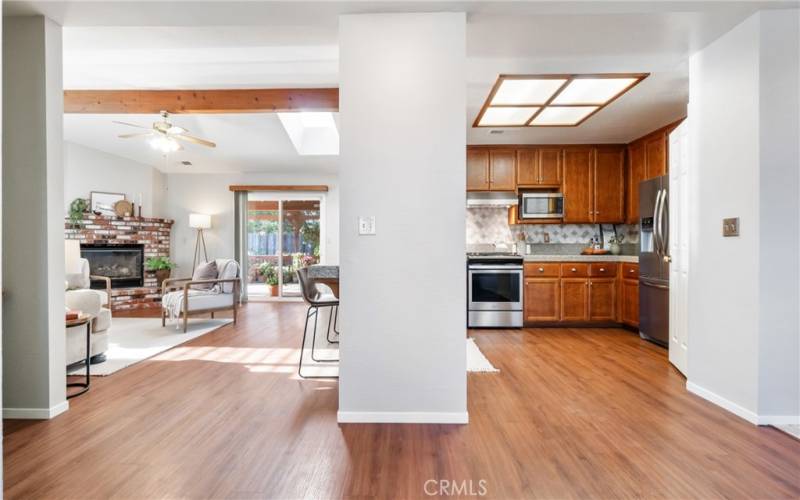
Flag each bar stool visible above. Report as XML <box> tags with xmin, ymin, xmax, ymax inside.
<box><xmin>296</xmin><ymin>267</ymin><xmax>339</xmax><ymax>379</ymax></box>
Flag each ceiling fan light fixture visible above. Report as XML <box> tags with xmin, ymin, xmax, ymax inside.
<box><xmin>149</xmin><ymin>135</ymin><xmax>180</xmax><ymax>153</ymax></box>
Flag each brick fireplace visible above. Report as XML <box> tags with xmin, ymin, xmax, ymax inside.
<box><xmin>65</xmin><ymin>215</ymin><xmax>173</xmax><ymax>310</ymax></box>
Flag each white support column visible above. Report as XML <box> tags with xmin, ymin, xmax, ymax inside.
<box><xmin>337</xmin><ymin>13</ymin><xmax>468</xmax><ymax>424</ymax></box>
<box><xmin>2</xmin><ymin>15</ymin><xmax>66</xmax><ymax>419</ymax></box>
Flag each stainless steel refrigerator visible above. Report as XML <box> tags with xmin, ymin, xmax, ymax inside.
<box><xmin>639</xmin><ymin>175</ymin><xmax>669</xmax><ymax>346</ymax></box>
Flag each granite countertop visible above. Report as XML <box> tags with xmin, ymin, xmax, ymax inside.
<box><xmin>522</xmin><ymin>254</ymin><xmax>639</xmax><ymax>263</ymax></box>
<box><xmin>307</xmin><ymin>265</ymin><xmax>339</xmax><ymax>279</ymax></box>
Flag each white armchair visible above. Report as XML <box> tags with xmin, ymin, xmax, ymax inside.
<box><xmin>161</xmin><ymin>259</ymin><xmax>241</xmax><ymax>333</ymax></box>
<box><xmin>65</xmin><ymin>257</ymin><xmax>112</xmax><ymax>365</ymax></box>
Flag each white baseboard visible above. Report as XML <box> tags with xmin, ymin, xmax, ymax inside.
<box><xmin>337</xmin><ymin>411</ymin><xmax>469</xmax><ymax>424</ymax></box>
<box><xmin>4</xmin><ymin>400</ymin><xmax>69</xmax><ymax>419</ymax></box>
<box><xmin>757</xmin><ymin>415</ymin><xmax>800</xmax><ymax>425</ymax></box>
<box><xmin>686</xmin><ymin>381</ymin><xmax>759</xmax><ymax>424</ymax></box>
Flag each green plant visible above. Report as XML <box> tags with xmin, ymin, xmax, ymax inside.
<box><xmin>145</xmin><ymin>256</ymin><xmax>176</xmax><ymax>271</ymax></box>
<box><xmin>258</xmin><ymin>261</ymin><xmax>279</xmax><ymax>286</ymax></box>
<box><xmin>68</xmin><ymin>198</ymin><xmax>88</xmax><ymax>227</ymax></box>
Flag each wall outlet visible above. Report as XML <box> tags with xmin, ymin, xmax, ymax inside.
<box><xmin>358</xmin><ymin>216</ymin><xmax>376</xmax><ymax>235</ymax></box>
<box><xmin>722</xmin><ymin>217</ymin><xmax>739</xmax><ymax>237</ymax></box>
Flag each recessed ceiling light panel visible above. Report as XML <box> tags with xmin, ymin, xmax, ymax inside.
<box><xmin>478</xmin><ymin>107</ymin><xmax>538</xmax><ymax>126</ymax></box>
<box><xmin>530</xmin><ymin>106</ymin><xmax>598</xmax><ymax>126</ymax></box>
<box><xmin>551</xmin><ymin>77</ymin><xmax>638</xmax><ymax>105</ymax></box>
<box><xmin>490</xmin><ymin>78</ymin><xmax>567</xmax><ymax>105</ymax></box>
<box><xmin>473</xmin><ymin>73</ymin><xmax>648</xmax><ymax>127</ymax></box>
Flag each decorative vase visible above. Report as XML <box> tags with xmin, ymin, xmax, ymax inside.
<box><xmin>609</xmin><ymin>242</ymin><xmax>621</xmax><ymax>255</ymax></box>
<box><xmin>154</xmin><ymin>269</ymin><xmax>171</xmax><ymax>288</ymax></box>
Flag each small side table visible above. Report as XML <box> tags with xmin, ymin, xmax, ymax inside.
<box><xmin>66</xmin><ymin>313</ymin><xmax>92</xmax><ymax>399</ymax></box>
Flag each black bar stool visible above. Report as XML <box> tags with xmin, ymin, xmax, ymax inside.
<box><xmin>296</xmin><ymin>267</ymin><xmax>340</xmax><ymax>379</ymax></box>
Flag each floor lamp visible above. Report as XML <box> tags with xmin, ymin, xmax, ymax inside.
<box><xmin>189</xmin><ymin>213</ymin><xmax>212</xmax><ymax>271</ymax></box>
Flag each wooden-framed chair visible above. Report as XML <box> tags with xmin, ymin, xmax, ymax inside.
<box><xmin>161</xmin><ymin>259</ymin><xmax>241</xmax><ymax>332</ymax></box>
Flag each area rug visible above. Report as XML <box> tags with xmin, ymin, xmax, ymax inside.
<box><xmin>467</xmin><ymin>338</ymin><xmax>499</xmax><ymax>373</ymax></box>
<box><xmin>68</xmin><ymin>317</ymin><xmax>233</xmax><ymax>376</ymax></box>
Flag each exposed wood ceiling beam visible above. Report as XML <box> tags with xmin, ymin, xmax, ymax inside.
<box><xmin>64</xmin><ymin>88</ymin><xmax>339</xmax><ymax>114</ymax></box>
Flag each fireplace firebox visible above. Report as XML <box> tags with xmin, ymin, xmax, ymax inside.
<box><xmin>81</xmin><ymin>243</ymin><xmax>145</xmax><ymax>289</ymax></box>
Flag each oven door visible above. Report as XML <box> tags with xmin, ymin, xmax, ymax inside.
<box><xmin>468</xmin><ymin>266</ymin><xmax>523</xmax><ymax>311</ymax></box>
<box><xmin>521</xmin><ymin>193</ymin><xmax>563</xmax><ymax>219</ymax></box>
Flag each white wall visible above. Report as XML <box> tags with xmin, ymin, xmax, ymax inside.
<box><xmin>688</xmin><ymin>10</ymin><xmax>799</xmax><ymax>424</ymax></box>
<box><xmin>338</xmin><ymin>13</ymin><xmax>467</xmax><ymax>423</ymax></box>
<box><xmin>2</xmin><ymin>15</ymin><xmax>66</xmax><ymax>419</ymax></box>
<box><xmin>64</xmin><ymin>141</ymin><xmax>167</xmax><ymax>217</ymax></box>
<box><xmin>164</xmin><ymin>172</ymin><xmax>339</xmax><ymax>275</ymax></box>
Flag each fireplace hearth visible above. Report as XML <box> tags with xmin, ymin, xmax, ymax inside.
<box><xmin>81</xmin><ymin>243</ymin><xmax>144</xmax><ymax>289</ymax></box>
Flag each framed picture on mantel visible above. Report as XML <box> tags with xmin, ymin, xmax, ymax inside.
<box><xmin>90</xmin><ymin>191</ymin><xmax>125</xmax><ymax>216</ymax></box>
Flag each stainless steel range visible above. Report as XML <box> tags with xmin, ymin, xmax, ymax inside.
<box><xmin>467</xmin><ymin>252</ymin><xmax>524</xmax><ymax>328</ymax></box>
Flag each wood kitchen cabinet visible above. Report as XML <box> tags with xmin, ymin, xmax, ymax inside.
<box><xmin>561</xmin><ymin>278</ymin><xmax>589</xmax><ymax>321</ymax></box>
<box><xmin>524</xmin><ymin>278</ymin><xmax>560</xmax><ymax>321</ymax></box>
<box><xmin>645</xmin><ymin>134</ymin><xmax>667</xmax><ymax>178</ymax></box>
<box><xmin>594</xmin><ymin>147</ymin><xmax>625</xmax><ymax>223</ymax></box>
<box><xmin>589</xmin><ymin>278</ymin><xmax>616</xmax><ymax>321</ymax></box>
<box><xmin>517</xmin><ymin>148</ymin><xmax>562</xmax><ymax>187</ymax></box>
<box><xmin>626</xmin><ymin>141</ymin><xmax>646</xmax><ymax>224</ymax></box>
<box><xmin>467</xmin><ymin>148</ymin><xmax>515</xmax><ymax>191</ymax></box>
<box><xmin>562</xmin><ymin>148</ymin><xmax>594</xmax><ymax>223</ymax></box>
<box><xmin>620</xmin><ymin>263</ymin><xmax>640</xmax><ymax>327</ymax></box>
<box><xmin>467</xmin><ymin>149</ymin><xmax>490</xmax><ymax>191</ymax></box>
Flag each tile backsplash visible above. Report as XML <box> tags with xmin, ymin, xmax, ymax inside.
<box><xmin>466</xmin><ymin>207</ymin><xmax>640</xmax><ymax>246</ymax></box>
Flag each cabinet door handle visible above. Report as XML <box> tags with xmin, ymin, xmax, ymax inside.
<box><xmin>538</xmin><ymin>267</ymin><xmax>544</xmax><ymax>272</ymax></box>
<box><xmin>571</xmin><ymin>268</ymin><xmax>577</xmax><ymax>272</ymax></box>
<box><xmin>629</xmin><ymin>269</ymin><xmax>635</xmax><ymax>273</ymax></box>
<box><xmin>599</xmin><ymin>268</ymin><xmax>605</xmax><ymax>272</ymax></box>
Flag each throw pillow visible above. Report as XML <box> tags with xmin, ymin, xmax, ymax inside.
<box><xmin>191</xmin><ymin>261</ymin><xmax>218</xmax><ymax>290</ymax></box>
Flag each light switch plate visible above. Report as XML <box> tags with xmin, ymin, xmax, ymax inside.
<box><xmin>722</xmin><ymin>217</ymin><xmax>739</xmax><ymax>237</ymax></box>
<box><xmin>358</xmin><ymin>216</ymin><xmax>376</xmax><ymax>235</ymax></box>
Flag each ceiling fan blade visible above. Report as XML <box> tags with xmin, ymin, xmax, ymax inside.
<box><xmin>174</xmin><ymin>134</ymin><xmax>216</xmax><ymax>148</ymax></box>
<box><xmin>118</xmin><ymin>132</ymin><xmax>153</xmax><ymax>139</ymax></box>
<box><xmin>112</xmin><ymin>120</ymin><xmax>150</xmax><ymax>129</ymax></box>
<box><xmin>166</xmin><ymin>125</ymin><xmax>187</xmax><ymax>135</ymax></box>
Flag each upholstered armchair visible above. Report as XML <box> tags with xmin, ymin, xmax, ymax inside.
<box><xmin>65</xmin><ymin>257</ymin><xmax>112</xmax><ymax>365</ymax></box>
<box><xmin>161</xmin><ymin>259</ymin><xmax>241</xmax><ymax>333</ymax></box>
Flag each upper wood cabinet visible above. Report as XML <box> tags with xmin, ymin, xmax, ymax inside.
<box><xmin>467</xmin><ymin>148</ymin><xmax>515</xmax><ymax>191</ymax></box>
<box><xmin>626</xmin><ymin>141</ymin><xmax>646</xmax><ymax>224</ymax></box>
<box><xmin>467</xmin><ymin>149</ymin><xmax>490</xmax><ymax>191</ymax></box>
<box><xmin>516</xmin><ymin>148</ymin><xmax>562</xmax><ymax>187</ymax></box>
<box><xmin>489</xmin><ymin>150</ymin><xmax>516</xmax><ymax>191</ymax></box>
<box><xmin>562</xmin><ymin>148</ymin><xmax>595</xmax><ymax>223</ymax></box>
<box><xmin>645</xmin><ymin>134</ymin><xmax>667</xmax><ymax>178</ymax></box>
<box><xmin>594</xmin><ymin>147</ymin><xmax>625</xmax><ymax>223</ymax></box>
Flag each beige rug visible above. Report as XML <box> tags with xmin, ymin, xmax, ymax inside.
<box><xmin>68</xmin><ymin>317</ymin><xmax>232</xmax><ymax>376</ymax></box>
<box><xmin>467</xmin><ymin>338</ymin><xmax>499</xmax><ymax>373</ymax></box>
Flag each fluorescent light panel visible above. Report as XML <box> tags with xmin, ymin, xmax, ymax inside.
<box><xmin>479</xmin><ymin>107</ymin><xmax>538</xmax><ymax>126</ymax></box>
<box><xmin>530</xmin><ymin>106</ymin><xmax>598</xmax><ymax>126</ymax></box>
<box><xmin>551</xmin><ymin>77</ymin><xmax>638</xmax><ymax>105</ymax></box>
<box><xmin>490</xmin><ymin>79</ymin><xmax>566</xmax><ymax>105</ymax></box>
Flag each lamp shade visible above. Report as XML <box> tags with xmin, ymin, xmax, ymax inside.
<box><xmin>189</xmin><ymin>213</ymin><xmax>211</xmax><ymax>229</ymax></box>
<box><xmin>65</xmin><ymin>239</ymin><xmax>81</xmax><ymax>273</ymax></box>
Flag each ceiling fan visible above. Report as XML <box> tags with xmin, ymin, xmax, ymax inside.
<box><xmin>114</xmin><ymin>110</ymin><xmax>216</xmax><ymax>153</ymax></box>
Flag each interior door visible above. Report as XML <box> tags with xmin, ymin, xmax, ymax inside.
<box><xmin>668</xmin><ymin>121</ymin><xmax>689</xmax><ymax>376</ymax></box>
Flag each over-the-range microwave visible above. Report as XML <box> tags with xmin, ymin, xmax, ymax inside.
<box><xmin>520</xmin><ymin>192</ymin><xmax>564</xmax><ymax>219</ymax></box>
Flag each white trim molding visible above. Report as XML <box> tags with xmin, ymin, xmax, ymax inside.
<box><xmin>337</xmin><ymin>411</ymin><xmax>469</xmax><ymax>424</ymax></box>
<box><xmin>686</xmin><ymin>381</ymin><xmax>759</xmax><ymax>424</ymax></box>
<box><xmin>4</xmin><ymin>401</ymin><xmax>69</xmax><ymax>419</ymax></box>
<box><xmin>686</xmin><ymin>381</ymin><xmax>800</xmax><ymax>426</ymax></box>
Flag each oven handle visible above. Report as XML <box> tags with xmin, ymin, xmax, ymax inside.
<box><xmin>468</xmin><ymin>266</ymin><xmax>524</xmax><ymax>271</ymax></box>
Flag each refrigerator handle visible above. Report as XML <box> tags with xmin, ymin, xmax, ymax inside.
<box><xmin>653</xmin><ymin>189</ymin><xmax>663</xmax><ymax>256</ymax></box>
<box><xmin>640</xmin><ymin>277</ymin><xmax>669</xmax><ymax>290</ymax></box>
<box><xmin>660</xmin><ymin>189</ymin><xmax>670</xmax><ymax>258</ymax></box>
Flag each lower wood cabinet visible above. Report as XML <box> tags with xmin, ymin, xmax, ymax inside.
<box><xmin>621</xmin><ymin>278</ymin><xmax>640</xmax><ymax>327</ymax></box>
<box><xmin>524</xmin><ymin>278</ymin><xmax>560</xmax><ymax>321</ymax></box>
<box><xmin>589</xmin><ymin>278</ymin><xmax>616</xmax><ymax>321</ymax></box>
<box><xmin>560</xmin><ymin>278</ymin><xmax>589</xmax><ymax>321</ymax></box>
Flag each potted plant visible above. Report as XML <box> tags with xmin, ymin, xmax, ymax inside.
<box><xmin>258</xmin><ymin>261</ymin><xmax>280</xmax><ymax>296</ymax></box>
<box><xmin>68</xmin><ymin>198</ymin><xmax>89</xmax><ymax>228</ymax></box>
<box><xmin>145</xmin><ymin>256</ymin><xmax>176</xmax><ymax>287</ymax></box>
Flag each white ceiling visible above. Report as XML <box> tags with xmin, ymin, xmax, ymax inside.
<box><xmin>8</xmin><ymin>1</ymin><xmax>796</xmax><ymax>172</ymax></box>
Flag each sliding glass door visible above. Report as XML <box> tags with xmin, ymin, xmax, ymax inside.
<box><xmin>244</xmin><ymin>194</ymin><xmax>324</xmax><ymax>299</ymax></box>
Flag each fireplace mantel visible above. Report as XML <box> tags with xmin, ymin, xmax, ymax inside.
<box><xmin>65</xmin><ymin>214</ymin><xmax>173</xmax><ymax>310</ymax></box>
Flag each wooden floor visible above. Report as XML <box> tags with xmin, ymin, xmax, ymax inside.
<box><xmin>4</xmin><ymin>303</ymin><xmax>799</xmax><ymax>499</ymax></box>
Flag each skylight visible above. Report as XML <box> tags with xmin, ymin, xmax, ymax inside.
<box><xmin>278</xmin><ymin>112</ymin><xmax>339</xmax><ymax>155</ymax></box>
<box><xmin>474</xmin><ymin>73</ymin><xmax>648</xmax><ymax>127</ymax></box>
